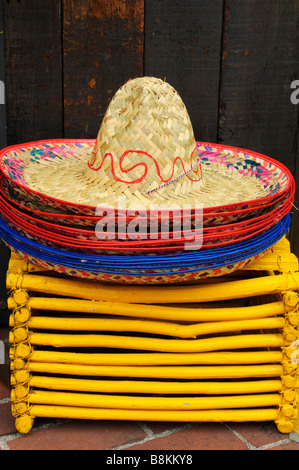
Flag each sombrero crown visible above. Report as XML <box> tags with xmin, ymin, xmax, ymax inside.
<box><xmin>86</xmin><ymin>76</ymin><xmax>202</xmax><ymax>206</ymax></box>
<box><xmin>19</xmin><ymin>77</ymin><xmax>202</xmax><ymax>210</ymax></box>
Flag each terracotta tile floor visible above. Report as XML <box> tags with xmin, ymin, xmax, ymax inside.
<box><xmin>1</xmin><ymin>326</ymin><xmax>299</xmax><ymax>451</ymax></box>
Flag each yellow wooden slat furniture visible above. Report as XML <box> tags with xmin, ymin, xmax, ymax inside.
<box><xmin>6</xmin><ymin>237</ymin><xmax>299</xmax><ymax>435</ymax></box>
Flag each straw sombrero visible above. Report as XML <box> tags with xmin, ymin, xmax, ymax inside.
<box><xmin>0</xmin><ymin>76</ymin><xmax>295</xmax><ymax>286</ymax></box>
<box><xmin>0</xmin><ymin>77</ymin><xmax>291</xmax><ymax>213</ymax></box>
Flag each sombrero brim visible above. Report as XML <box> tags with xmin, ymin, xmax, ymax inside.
<box><xmin>0</xmin><ymin>215</ymin><xmax>290</xmax><ymax>284</ymax></box>
<box><xmin>0</xmin><ymin>213</ymin><xmax>290</xmax><ymax>284</ymax></box>
<box><xmin>1</xmin><ymin>174</ymin><xmax>293</xmax><ymax>229</ymax></box>
<box><xmin>0</xmin><ymin>140</ymin><xmax>293</xmax><ymax>215</ymax></box>
<box><xmin>0</xmin><ymin>184</ymin><xmax>292</xmax><ymax>252</ymax></box>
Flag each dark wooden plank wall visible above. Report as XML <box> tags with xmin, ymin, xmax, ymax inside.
<box><xmin>3</xmin><ymin>0</ymin><xmax>63</xmax><ymax>143</ymax></box>
<box><xmin>63</xmin><ymin>0</ymin><xmax>144</xmax><ymax>138</ymax></box>
<box><xmin>0</xmin><ymin>0</ymin><xmax>298</xmax><ymax>319</ymax></box>
<box><xmin>0</xmin><ymin>0</ymin><xmax>7</xmax><ymax>323</ymax></box>
<box><xmin>218</xmin><ymin>1</ymin><xmax>299</xmax><ymax>251</ymax></box>
<box><xmin>144</xmin><ymin>0</ymin><xmax>224</xmax><ymax>142</ymax></box>
<box><xmin>0</xmin><ymin>0</ymin><xmax>5</xmax><ymax>148</ymax></box>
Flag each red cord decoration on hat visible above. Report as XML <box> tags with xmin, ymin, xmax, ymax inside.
<box><xmin>87</xmin><ymin>147</ymin><xmax>202</xmax><ymax>186</ymax></box>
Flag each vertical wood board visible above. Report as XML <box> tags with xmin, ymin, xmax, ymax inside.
<box><xmin>63</xmin><ymin>0</ymin><xmax>144</xmax><ymax>138</ymax></box>
<box><xmin>0</xmin><ymin>0</ymin><xmax>6</xmax><ymax>149</ymax></box>
<box><xmin>218</xmin><ymin>0</ymin><xmax>299</xmax><ymax>169</ymax></box>
<box><xmin>3</xmin><ymin>0</ymin><xmax>63</xmax><ymax>144</ymax></box>
<box><xmin>0</xmin><ymin>0</ymin><xmax>8</xmax><ymax>321</ymax></box>
<box><xmin>218</xmin><ymin>0</ymin><xmax>299</xmax><ymax>255</ymax></box>
<box><xmin>144</xmin><ymin>0</ymin><xmax>224</xmax><ymax>142</ymax></box>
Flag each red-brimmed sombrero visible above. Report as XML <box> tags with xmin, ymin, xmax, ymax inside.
<box><xmin>0</xmin><ymin>77</ymin><xmax>294</xmax><ymax>219</ymax></box>
<box><xmin>0</xmin><ymin>77</ymin><xmax>294</xmax><ymax>284</ymax></box>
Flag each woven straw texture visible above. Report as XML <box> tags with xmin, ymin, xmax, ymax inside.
<box><xmin>1</xmin><ymin>140</ymin><xmax>287</xmax><ymax>213</ymax></box>
<box><xmin>7</xmin><ymin>246</ymin><xmax>269</xmax><ymax>285</ymax></box>
<box><xmin>0</xmin><ymin>77</ymin><xmax>289</xmax><ymax>211</ymax></box>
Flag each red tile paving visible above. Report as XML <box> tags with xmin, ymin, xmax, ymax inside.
<box><xmin>1</xmin><ymin>326</ymin><xmax>299</xmax><ymax>451</ymax></box>
<box><xmin>0</xmin><ymin>403</ymin><xmax>16</xmax><ymax>437</ymax></box>
<box><xmin>129</xmin><ymin>423</ymin><xmax>249</xmax><ymax>450</ymax></box>
<box><xmin>8</xmin><ymin>420</ymin><xmax>147</xmax><ymax>451</ymax></box>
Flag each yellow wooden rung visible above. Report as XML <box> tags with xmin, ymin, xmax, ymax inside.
<box><xmin>17</xmin><ymin>315</ymin><xmax>285</xmax><ymax>339</ymax></box>
<box><xmin>29</xmin><ymin>375</ymin><xmax>284</xmax><ymax>395</ymax></box>
<box><xmin>28</xmin><ymin>390</ymin><xmax>281</xmax><ymax>411</ymax></box>
<box><xmin>26</xmin><ymin>362</ymin><xmax>284</xmax><ymax>380</ymax></box>
<box><xmin>6</xmin><ymin>271</ymin><xmax>299</xmax><ymax>304</ymax></box>
<box><xmin>28</xmin><ymin>349</ymin><xmax>283</xmax><ymax>366</ymax></box>
<box><xmin>26</xmin><ymin>331</ymin><xmax>284</xmax><ymax>353</ymax></box>
<box><xmin>6</xmin><ymin>296</ymin><xmax>287</xmax><ymax>322</ymax></box>
<box><xmin>29</xmin><ymin>405</ymin><xmax>280</xmax><ymax>424</ymax></box>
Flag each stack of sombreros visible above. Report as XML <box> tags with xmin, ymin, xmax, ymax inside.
<box><xmin>0</xmin><ymin>77</ymin><xmax>294</xmax><ymax>284</ymax></box>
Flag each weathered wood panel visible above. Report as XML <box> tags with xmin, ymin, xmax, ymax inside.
<box><xmin>218</xmin><ymin>0</ymin><xmax>299</xmax><ymax>255</ymax></box>
<box><xmin>63</xmin><ymin>0</ymin><xmax>144</xmax><ymax>139</ymax></box>
<box><xmin>0</xmin><ymin>0</ymin><xmax>6</xmax><ymax>149</ymax></box>
<box><xmin>218</xmin><ymin>1</ymin><xmax>299</xmax><ymax>166</ymax></box>
<box><xmin>144</xmin><ymin>0</ymin><xmax>224</xmax><ymax>142</ymax></box>
<box><xmin>3</xmin><ymin>0</ymin><xmax>63</xmax><ymax>144</ymax></box>
<box><xmin>0</xmin><ymin>0</ymin><xmax>8</xmax><ymax>324</ymax></box>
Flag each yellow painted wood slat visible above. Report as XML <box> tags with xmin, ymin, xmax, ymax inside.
<box><xmin>28</xmin><ymin>390</ymin><xmax>281</xmax><ymax>410</ymax></box>
<box><xmin>25</xmin><ymin>350</ymin><xmax>283</xmax><ymax>366</ymax></box>
<box><xmin>11</xmin><ymin>331</ymin><xmax>284</xmax><ymax>352</ymax></box>
<box><xmin>7</xmin><ymin>296</ymin><xmax>287</xmax><ymax>321</ymax></box>
<box><xmin>28</xmin><ymin>375</ymin><xmax>284</xmax><ymax>395</ymax></box>
<box><xmin>6</xmin><ymin>271</ymin><xmax>299</xmax><ymax>304</ymax></box>
<box><xmin>25</xmin><ymin>362</ymin><xmax>284</xmax><ymax>379</ymax></box>
<box><xmin>9</xmin><ymin>315</ymin><xmax>286</xmax><ymax>339</ymax></box>
<box><xmin>29</xmin><ymin>405</ymin><xmax>279</xmax><ymax>423</ymax></box>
